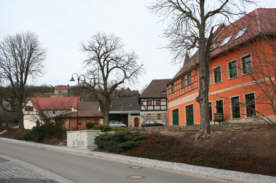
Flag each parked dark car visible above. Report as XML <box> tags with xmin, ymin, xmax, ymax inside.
<box><xmin>141</xmin><ymin>120</ymin><xmax>164</xmax><ymax>127</ymax></box>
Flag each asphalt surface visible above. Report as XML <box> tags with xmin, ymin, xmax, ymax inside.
<box><xmin>0</xmin><ymin>140</ymin><xmax>220</xmax><ymax>183</ymax></box>
<box><xmin>0</xmin><ymin>153</ymin><xmax>71</xmax><ymax>183</ymax></box>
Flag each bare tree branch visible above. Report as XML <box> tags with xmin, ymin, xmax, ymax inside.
<box><xmin>0</xmin><ymin>32</ymin><xmax>46</xmax><ymax>129</ymax></box>
<box><xmin>151</xmin><ymin>0</ymin><xmax>254</xmax><ymax>138</ymax></box>
<box><xmin>82</xmin><ymin>32</ymin><xmax>144</xmax><ymax>125</ymax></box>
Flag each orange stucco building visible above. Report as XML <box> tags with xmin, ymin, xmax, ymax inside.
<box><xmin>167</xmin><ymin>8</ymin><xmax>276</xmax><ymax>126</ymax></box>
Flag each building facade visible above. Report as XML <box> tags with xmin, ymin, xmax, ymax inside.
<box><xmin>23</xmin><ymin>97</ymin><xmax>80</xmax><ymax>129</ymax></box>
<box><xmin>53</xmin><ymin>85</ymin><xmax>69</xmax><ymax>97</ymax></box>
<box><xmin>60</xmin><ymin>101</ymin><xmax>103</xmax><ymax>130</ymax></box>
<box><xmin>109</xmin><ymin>97</ymin><xmax>140</xmax><ymax>127</ymax></box>
<box><xmin>167</xmin><ymin>8</ymin><xmax>276</xmax><ymax>126</ymax></box>
<box><xmin>140</xmin><ymin>79</ymin><xmax>170</xmax><ymax>125</ymax></box>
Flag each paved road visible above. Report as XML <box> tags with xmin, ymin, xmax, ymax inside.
<box><xmin>0</xmin><ymin>140</ymin><xmax>219</xmax><ymax>183</ymax></box>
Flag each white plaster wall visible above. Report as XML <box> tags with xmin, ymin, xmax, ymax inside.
<box><xmin>23</xmin><ymin>100</ymin><xmax>73</xmax><ymax>129</ymax></box>
<box><xmin>23</xmin><ymin>114</ymin><xmax>42</xmax><ymax>129</ymax></box>
<box><xmin>67</xmin><ymin>130</ymin><xmax>101</xmax><ymax>149</ymax></box>
<box><xmin>23</xmin><ymin>101</ymin><xmax>43</xmax><ymax>129</ymax></box>
<box><xmin>140</xmin><ymin>111</ymin><xmax>168</xmax><ymax>125</ymax></box>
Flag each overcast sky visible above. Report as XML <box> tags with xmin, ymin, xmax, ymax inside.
<box><xmin>1</xmin><ymin>0</ymin><xmax>275</xmax><ymax>91</ymax></box>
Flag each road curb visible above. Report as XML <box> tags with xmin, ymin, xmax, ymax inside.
<box><xmin>1</xmin><ymin>137</ymin><xmax>275</xmax><ymax>183</ymax></box>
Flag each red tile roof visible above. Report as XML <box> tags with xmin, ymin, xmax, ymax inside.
<box><xmin>55</xmin><ymin>85</ymin><xmax>68</xmax><ymax>90</ymax></box>
<box><xmin>212</xmin><ymin>8</ymin><xmax>276</xmax><ymax>57</ymax></box>
<box><xmin>29</xmin><ymin>97</ymin><xmax>80</xmax><ymax>111</ymax></box>
<box><xmin>170</xmin><ymin>8</ymin><xmax>276</xmax><ymax>83</ymax></box>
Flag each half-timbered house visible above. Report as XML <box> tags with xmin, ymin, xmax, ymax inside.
<box><xmin>140</xmin><ymin>79</ymin><xmax>170</xmax><ymax>125</ymax></box>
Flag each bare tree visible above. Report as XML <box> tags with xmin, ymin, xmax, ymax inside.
<box><xmin>82</xmin><ymin>33</ymin><xmax>143</xmax><ymax>125</ymax></box>
<box><xmin>246</xmin><ymin>35</ymin><xmax>276</xmax><ymax>123</ymax></box>
<box><xmin>151</xmin><ymin>0</ymin><xmax>254</xmax><ymax>138</ymax></box>
<box><xmin>0</xmin><ymin>32</ymin><xmax>46</xmax><ymax>129</ymax></box>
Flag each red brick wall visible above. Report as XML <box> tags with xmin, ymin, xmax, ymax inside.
<box><xmin>62</xmin><ymin>117</ymin><xmax>102</xmax><ymax>130</ymax></box>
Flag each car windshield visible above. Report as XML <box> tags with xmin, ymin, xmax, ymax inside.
<box><xmin>110</xmin><ymin>121</ymin><xmax>119</xmax><ymax>124</ymax></box>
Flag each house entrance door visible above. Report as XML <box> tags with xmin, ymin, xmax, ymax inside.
<box><xmin>134</xmin><ymin>117</ymin><xmax>139</xmax><ymax>127</ymax></box>
<box><xmin>186</xmin><ymin>104</ymin><xmax>194</xmax><ymax>126</ymax></box>
<box><xmin>172</xmin><ymin>109</ymin><xmax>179</xmax><ymax>125</ymax></box>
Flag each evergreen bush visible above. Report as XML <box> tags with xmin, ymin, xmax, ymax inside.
<box><xmin>93</xmin><ymin>125</ymin><xmax>112</xmax><ymax>132</ymax></box>
<box><xmin>86</xmin><ymin>122</ymin><xmax>94</xmax><ymax>129</ymax></box>
<box><xmin>95</xmin><ymin>131</ymin><xmax>146</xmax><ymax>153</ymax></box>
<box><xmin>22</xmin><ymin>122</ymin><xmax>65</xmax><ymax>142</ymax></box>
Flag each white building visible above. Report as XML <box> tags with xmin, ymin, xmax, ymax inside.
<box><xmin>23</xmin><ymin>97</ymin><xmax>79</xmax><ymax>129</ymax></box>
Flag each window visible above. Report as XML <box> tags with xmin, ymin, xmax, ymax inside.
<box><xmin>25</xmin><ymin>106</ymin><xmax>33</xmax><ymax>111</ymax></box>
<box><xmin>221</xmin><ymin>35</ymin><xmax>232</xmax><ymax>46</ymax></box>
<box><xmin>157</xmin><ymin>113</ymin><xmax>161</xmax><ymax>120</ymax></box>
<box><xmin>242</xmin><ymin>55</ymin><xmax>252</xmax><ymax>74</ymax></box>
<box><xmin>187</xmin><ymin>73</ymin><xmax>192</xmax><ymax>86</ymax></box>
<box><xmin>216</xmin><ymin>100</ymin><xmax>224</xmax><ymax>114</ymax></box>
<box><xmin>156</xmin><ymin>99</ymin><xmax>161</xmax><ymax>106</ymax></box>
<box><xmin>228</xmin><ymin>61</ymin><xmax>237</xmax><ymax>79</ymax></box>
<box><xmin>181</xmin><ymin>77</ymin><xmax>186</xmax><ymax>89</ymax></box>
<box><xmin>245</xmin><ymin>93</ymin><xmax>256</xmax><ymax>117</ymax></box>
<box><xmin>214</xmin><ymin>67</ymin><xmax>221</xmax><ymax>83</ymax></box>
<box><xmin>211</xmin><ymin>43</ymin><xmax>218</xmax><ymax>51</ymax></box>
<box><xmin>231</xmin><ymin>96</ymin><xmax>240</xmax><ymax>118</ymax></box>
<box><xmin>147</xmin><ymin>99</ymin><xmax>152</xmax><ymax>106</ymax></box>
<box><xmin>171</xmin><ymin>83</ymin><xmax>175</xmax><ymax>93</ymax></box>
<box><xmin>235</xmin><ymin>27</ymin><xmax>247</xmax><ymax>39</ymax></box>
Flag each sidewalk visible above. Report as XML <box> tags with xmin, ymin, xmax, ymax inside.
<box><xmin>0</xmin><ymin>154</ymin><xmax>73</xmax><ymax>183</ymax></box>
<box><xmin>1</xmin><ymin>137</ymin><xmax>276</xmax><ymax>183</ymax></box>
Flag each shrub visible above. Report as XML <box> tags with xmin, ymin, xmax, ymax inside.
<box><xmin>93</xmin><ymin>125</ymin><xmax>112</xmax><ymax>132</ymax></box>
<box><xmin>22</xmin><ymin>122</ymin><xmax>65</xmax><ymax>142</ymax></box>
<box><xmin>95</xmin><ymin>131</ymin><xmax>146</xmax><ymax>153</ymax></box>
<box><xmin>86</xmin><ymin>122</ymin><xmax>94</xmax><ymax>129</ymax></box>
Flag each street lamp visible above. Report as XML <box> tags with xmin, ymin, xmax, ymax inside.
<box><xmin>69</xmin><ymin>73</ymin><xmax>86</xmax><ymax>130</ymax></box>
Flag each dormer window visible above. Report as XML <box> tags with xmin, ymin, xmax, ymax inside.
<box><xmin>235</xmin><ymin>27</ymin><xmax>248</xmax><ymax>40</ymax></box>
<box><xmin>210</xmin><ymin>43</ymin><xmax>218</xmax><ymax>51</ymax></box>
<box><xmin>221</xmin><ymin>35</ymin><xmax>232</xmax><ymax>47</ymax></box>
